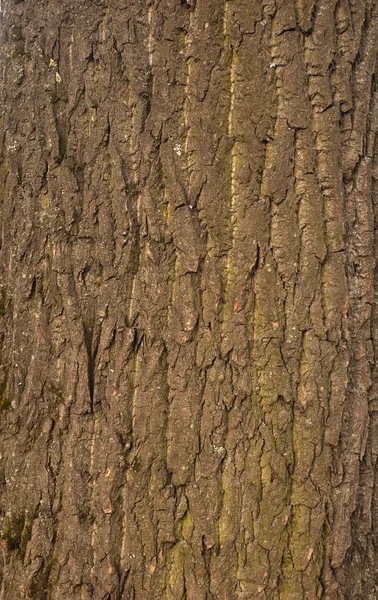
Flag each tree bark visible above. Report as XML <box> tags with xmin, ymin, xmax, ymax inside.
<box><xmin>0</xmin><ymin>0</ymin><xmax>377</xmax><ymax>598</ymax></box>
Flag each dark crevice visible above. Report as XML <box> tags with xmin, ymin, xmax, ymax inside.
<box><xmin>83</xmin><ymin>321</ymin><xmax>96</xmax><ymax>410</ymax></box>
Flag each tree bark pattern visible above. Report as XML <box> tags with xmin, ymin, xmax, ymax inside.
<box><xmin>0</xmin><ymin>0</ymin><xmax>377</xmax><ymax>599</ymax></box>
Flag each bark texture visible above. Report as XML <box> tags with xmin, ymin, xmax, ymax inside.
<box><xmin>0</xmin><ymin>0</ymin><xmax>378</xmax><ymax>598</ymax></box>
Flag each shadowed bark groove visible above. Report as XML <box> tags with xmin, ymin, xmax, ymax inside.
<box><xmin>0</xmin><ymin>0</ymin><xmax>378</xmax><ymax>598</ymax></box>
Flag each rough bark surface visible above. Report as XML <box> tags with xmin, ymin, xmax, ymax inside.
<box><xmin>0</xmin><ymin>0</ymin><xmax>378</xmax><ymax>598</ymax></box>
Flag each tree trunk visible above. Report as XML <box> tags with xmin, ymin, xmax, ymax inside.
<box><xmin>0</xmin><ymin>0</ymin><xmax>377</xmax><ymax>598</ymax></box>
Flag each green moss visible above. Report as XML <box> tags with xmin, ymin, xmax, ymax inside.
<box><xmin>9</xmin><ymin>46</ymin><xmax>24</xmax><ymax>60</ymax></box>
<box><xmin>48</xmin><ymin>570</ymin><xmax>60</xmax><ymax>588</ymax></box>
<box><xmin>8</xmin><ymin>24</ymin><xmax>25</xmax><ymax>60</ymax></box>
<box><xmin>19</xmin><ymin>511</ymin><xmax>33</xmax><ymax>559</ymax></box>
<box><xmin>180</xmin><ymin>510</ymin><xmax>193</xmax><ymax>543</ymax></box>
<box><xmin>290</xmin><ymin>504</ymin><xmax>312</xmax><ymax>569</ymax></box>
<box><xmin>2</xmin><ymin>509</ymin><xmax>33</xmax><ymax>559</ymax></box>
<box><xmin>42</xmin><ymin>274</ymin><xmax>51</xmax><ymax>296</ymax></box>
<box><xmin>0</xmin><ymin>386</ymin><xmax>9</xmax><ymax>411</ymax></box>
<box><xmin>2</xmin><ymin>512</ymin><xmax>25</xmax><ymax>552</ymax></box>
<box><xmin>166</xmin><ymin>542</ymin><xmax>185</xmax><ymax>600</ymax></box>
<box><xmin>2</xmin><ymin>161</ymin><xmax>9</xmax><ymax>179</ymax></box>
<box><xmin>9</xmin><ymin>25</ymin><xmax>22</xmax><ymax>42</ymax></box>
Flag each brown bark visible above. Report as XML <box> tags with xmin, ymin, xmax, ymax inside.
<box><xmin>0</xmin><ymin>0</ymin><xmax>378</xmax><ymax>598</ymax></box>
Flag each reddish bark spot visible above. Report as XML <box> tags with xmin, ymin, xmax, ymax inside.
<box><xmin>234</xmin><ymin>299</ymin><xmax>242</xmax><ymax>312</ymax></box>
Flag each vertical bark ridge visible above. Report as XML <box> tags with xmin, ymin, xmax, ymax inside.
<box><xmin>333</xmin><ymin>3</ymin><xmax>378</xmax><ymax>598</ymax></box>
